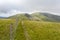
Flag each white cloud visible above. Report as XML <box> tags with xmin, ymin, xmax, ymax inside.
<box><xmin>0</xmin><ymin>10</ymin><xmax>30</xmax><ymax>17</ymax></box>
<box><xmin>0</xmin><ymin>0</ymin><xmax>25</xmax><ymax>5</ymax></box>
<box><xmin>0</xmin><ymin>0</ymin><xmax>60</xmax><ymax>17</ymax></box>
<box><xmin>0</xmin><ymin>10</ymin><xmax>21</xmax><ymax>17</ymax></box>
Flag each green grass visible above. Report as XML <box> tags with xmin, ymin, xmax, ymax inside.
<box><xmin>14</xmin><ymin>21</ymin><xmax>26</xmax><ymax>40</ymax></box>
<box><xmin>0</xmin><ymin>19</ymin><xmax>15</xmax><ymax>40</ymax></box>
<box><xmin>23</xmin><ymin>21</ymin><xmax>60</xmax><ymax>40</ymax></box>
<box><xmin>0</xmin><ymin>19</ymin><xmax>60</xmax><ymax>40</ymax></box>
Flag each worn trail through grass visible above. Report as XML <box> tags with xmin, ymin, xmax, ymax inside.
<box><xmin>22</xmin><ymin>21</ymin><xmax>31</xmax><ymax>40</ymax></box>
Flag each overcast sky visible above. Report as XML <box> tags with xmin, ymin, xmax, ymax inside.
<box><xmin>0</xmin><ymin>0</ymin><xmax>60</xmax><ymax>17</ymax></box>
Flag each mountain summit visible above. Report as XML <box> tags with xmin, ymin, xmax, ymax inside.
<box><xmin>6</xmin><ymin>12</ymin><xmax>60</xmax><ymax>22</ymax></box>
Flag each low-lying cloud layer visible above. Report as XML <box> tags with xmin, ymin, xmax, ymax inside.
<box><xmin>0</xmin><ymin>0</ymin><xmax>60</xmax><ymax>17</ymax></box>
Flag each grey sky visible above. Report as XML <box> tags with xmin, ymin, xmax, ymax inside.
<box><xmin>0</xmin><ymin>0</ymin><xmax>60</xmax><ymax>17</ymax></box>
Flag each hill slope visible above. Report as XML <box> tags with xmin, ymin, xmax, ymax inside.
<box><xmin>9</xmin><ymin>12</ymin><xmax>60</xmax><ymax>22</ymax></box>
<box><xmin>0</xmin><ymin>20</ymin><xmax>60</xmax><ymax>40</ymax></box>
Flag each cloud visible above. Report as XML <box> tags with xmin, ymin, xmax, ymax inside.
<box><xmin>0</xmin><ymin>10</ymin><xmax>20</xmax><ymax>17</ymax></box>
<box><xmin>0</xmin><ymin>0</ymin><xmax>60</xmax><ymax>17</ymax></box>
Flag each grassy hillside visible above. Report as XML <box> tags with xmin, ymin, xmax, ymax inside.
<box><xmin>23</xmin><ymin>21</ymin><xmax>60</xmax><ymax>40</ymax></box>
<box><xmin>9</xmin><ymin>14</ymin><xmax>30</xmax><ymax>20</ymax></box>
<box><xmin>0</xmin><ymin>19</ymin><xmax>15</xmax><ymax>40</ymax></box>
<box><xmin>0</xmin><ymin>19</ymin><xmax>27</xmax><ymax>40</ymax></box>
<box><xmin>8</xmin><ymin>12</ymin><xmax>60</xmax><ymax>22</ymax></box>
<box><xmin>0</xmin><ymin>19</ymin><xmax>60</xmax><ymax>40</ymax></box>
<box><xmin>32</xmin><ymin>12</ymin><xmax>60</xmax><ymax>22</ymax></box>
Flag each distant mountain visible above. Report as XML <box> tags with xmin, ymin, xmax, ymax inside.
<box><xmin>8</xmin><ymin>13</ymin><xmax>31</xmax><ymax>20</ymax></box>
<box><xmin>32</xmin><ymin>12</ymin><xmax>60</xmax><ymax>22</ymax></box>
<box><xmin>40</xmin><ymin>12</ymin><xmax>60</xmax><ymax>22</ymax></box>
<box><xmin>8</xmin><ymin>12</ymin><xmax>60</xmax><ymax>22</ymax></box>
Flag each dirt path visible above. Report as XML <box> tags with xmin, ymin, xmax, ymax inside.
<box><xmin>22</xmin><ymin>21</ymin><xmax>31</xmax><ymax>40</ymax></box>
<box><xmin>10</xmin><ymin>24</ymin><xmax>14</xmax><ymax>40</ymax></box>
<box><xmin>10</xmin><ymin>19</ymin><xmax>19</xmax><ymax>40</ymax></box>
<box><xmin>10</xmin><ymin>20</ymin><xmax>31</xmax><ymax>40</ymax></box>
